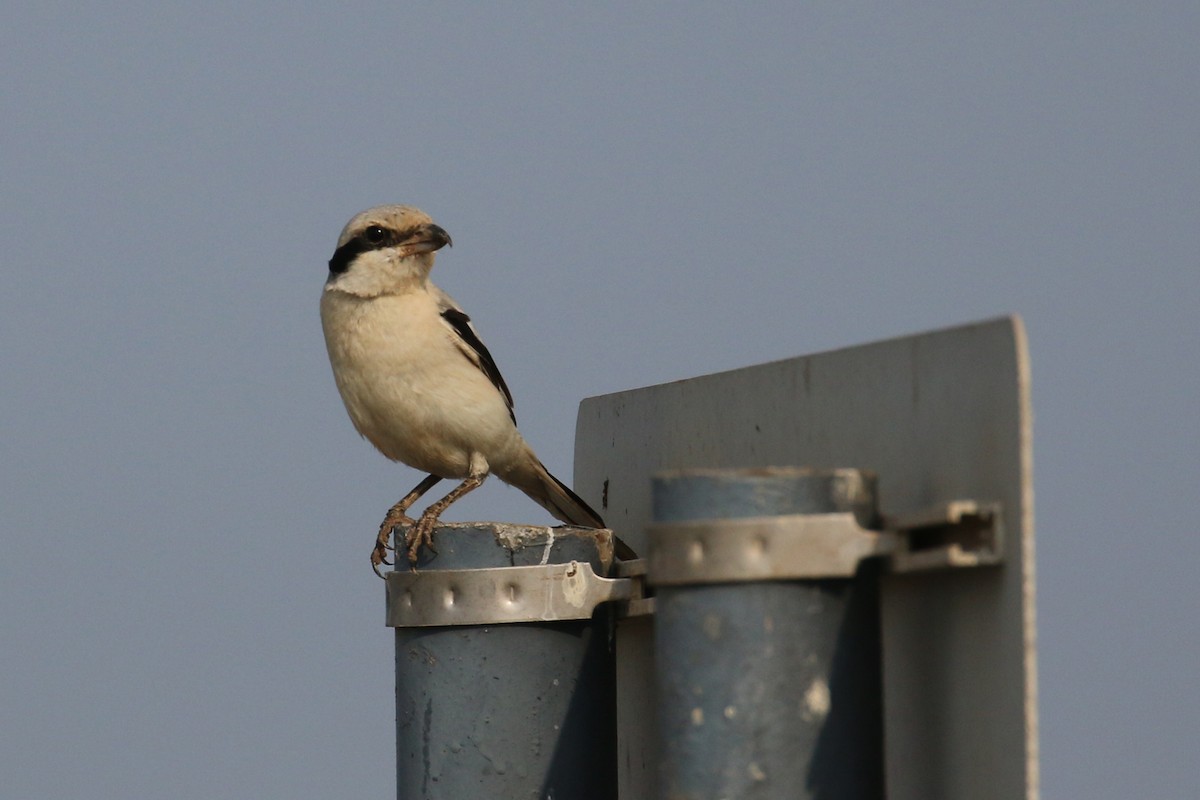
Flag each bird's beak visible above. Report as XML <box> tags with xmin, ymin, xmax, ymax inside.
<box><xmin>402</xmin><ymin>223</ymin><xmax>453</xmax><ymax>255</ymax></box>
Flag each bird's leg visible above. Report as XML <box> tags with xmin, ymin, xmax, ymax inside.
<box><xmin>407</xmin><ymin>473</ymin><xmax>487</xmax><ymax>565</ymax></box>
<box><xmin>373</xmin><ymin>474</ymin><xmax>443</xmax><ymax>576</ymax></box>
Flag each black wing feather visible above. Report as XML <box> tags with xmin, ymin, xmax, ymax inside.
<box><xmin>441</xmin><ymin>307</ymin><xmax>516</xmax><ymax>423</ymax></box>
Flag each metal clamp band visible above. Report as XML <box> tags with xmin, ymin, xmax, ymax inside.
<box><xmin>386</xmin><ymin>561</ymin><xmax>634</xmax><ymax>628</ymax></box>
<box><xmin>647</xmin><ymin>512</ymin><xmax>897</xmax><ymax>585</ymax></box>
<box><xmin>647</xmin><ymin>501</ymin><xmax>1005</xmax><ymax>586</ymax></box>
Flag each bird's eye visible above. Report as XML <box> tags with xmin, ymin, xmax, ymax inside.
<box><xmin>363</xmin><ymin>226</ymin><xmax>387</xmax><ymax>245</ymax></box>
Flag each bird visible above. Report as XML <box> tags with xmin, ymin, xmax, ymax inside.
<box><xmin>319</xmin><ymin>204</ymin><xmax>605</xmax><ymax>575</ymax></box>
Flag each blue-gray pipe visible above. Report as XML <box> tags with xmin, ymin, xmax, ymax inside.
<box><xmin>392</xmin><ymin>524</ymin><xmax>617</xmax><ymax>800</ymax></box>
<box><xmin>651</xmin><ymin>468</ymin><xmax>885</xmax><ymax>799</ymax></box>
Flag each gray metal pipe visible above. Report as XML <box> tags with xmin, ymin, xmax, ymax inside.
<box><xmin>651</xmin><ymin>468</ymin><xmax>885</xmax><ymax>800</ymax></box>
<box><xmin>391</xmin><ymin>523</ymin><xmax>618</xmax><ymax>800</ymax></box>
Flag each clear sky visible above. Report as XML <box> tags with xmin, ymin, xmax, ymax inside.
<box><xmin>3</xmin><ymin>3</ymin><xmax>1197</xmax><ymax>797</ymax></box>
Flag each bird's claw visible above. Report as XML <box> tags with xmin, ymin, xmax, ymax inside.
<box><xmin>372</xmin><ymin>511</ymin><xmax>414</xmax><ymax>578</ymax></box>
<box><xmin>370</xmin><ymin>541</ymin><xmax>393</xmax><ymax>579</ymax></box>
<box><xmin>405</xmin><ymin>514</ymin><xmax>440</xmax><ymax>566</ymax></box>
<box><xmin>369</xmin><ymin>514</ymin><xmax>441</xmax><ymax>577</ymax></box>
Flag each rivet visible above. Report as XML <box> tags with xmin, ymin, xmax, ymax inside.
<box><xmin>748</xmin><ymin>536</ymin><xmax>768</xmax><ymax>558</ymax></box>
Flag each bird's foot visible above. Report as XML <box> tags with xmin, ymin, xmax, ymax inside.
<box><xmin>372</xmin><ymin>508</ymin><xmax>416</xmax><ymax>578</ymax></box>
<box><xmin>405</xmin><ymin>512</ymin><xmax>441</xmax><ymax>566</ymax></box>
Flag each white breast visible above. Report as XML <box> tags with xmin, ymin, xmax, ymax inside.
<box><xmin>320</xmin><ymin>287</ymin><xmax>523</xmax><ymax>478</ymax></box>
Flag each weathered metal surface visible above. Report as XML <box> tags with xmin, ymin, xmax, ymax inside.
<box><xmin>573</xmin><ymin>316</ymin><xmax>1037</xmax><ymax>800</ymax></box>
<box><xmin>651</xmin><ymin>468</ymin><xmax>884</xmax><ymax>800</ymax></box>
<box><xmin>392</xmin><ymin>523</ymin><xmax>617</xmax><ymax>800</ymax></box>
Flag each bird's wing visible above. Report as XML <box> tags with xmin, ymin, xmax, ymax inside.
<box><xmin>434</xmin><ymin>288</ymin><xmax>516</xmax><ymax>424</ymax></box>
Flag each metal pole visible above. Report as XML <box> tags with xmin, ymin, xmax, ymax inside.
<box><xmin>650</xmin><ymin>468</ymin><xmax>885</xmax><ymax>800</ymax></box>
<box><xmin>390</xmin><ymin>523</ymin><xmax>618</xmax><ymax>800</ymax></box>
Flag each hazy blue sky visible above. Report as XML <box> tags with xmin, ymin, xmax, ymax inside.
<box><xmin>3</xmin><ymin>3</ymin><xmax>1197</xmax><ymax>797</ymax></box>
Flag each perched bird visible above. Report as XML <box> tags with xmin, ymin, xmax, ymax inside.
<box><xmin>319</xmin><ymin>205</ymin><xmax>605</xmax><ymax>574</ymax></box>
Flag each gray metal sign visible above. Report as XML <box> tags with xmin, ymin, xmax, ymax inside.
<box><xmin>573</xmin><ymin>316</ymin><xmax>1038</xmax><ymax>800</ymax></box>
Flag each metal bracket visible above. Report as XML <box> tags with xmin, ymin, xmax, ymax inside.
<box><xmin>647</xmin><ymin>512</ymin><xmax>896</xmax><ymax>585</ymax></box>
<box><xmin>386</xmin><ymin>561</ymin><xmax>634</xmax><ymax>628</ymax></box>
<box><xmin>645</xmin><ymin>501</ymin><xmax>1004</xmax><ymax>586</ymax></box>
<box><xmin>613</xmin><ymin>558</ymin><xmax>655</xmax><ymax>617</ymax></box>
<box><xmin>884</xmin><ymin>500</ymin><xmax>1004</xmax><ymax>572</ymax></box>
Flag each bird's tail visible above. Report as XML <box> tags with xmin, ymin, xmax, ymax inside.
<box><xmin>502</xmin><ymin>451</ymin><xmax>605</xmax><ymax>529</ymax></box>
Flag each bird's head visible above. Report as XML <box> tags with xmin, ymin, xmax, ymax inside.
<box><xmin>324</xmin><ymin>205</ymin><xmax>453</xmax><ymax>297</ymax></box>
